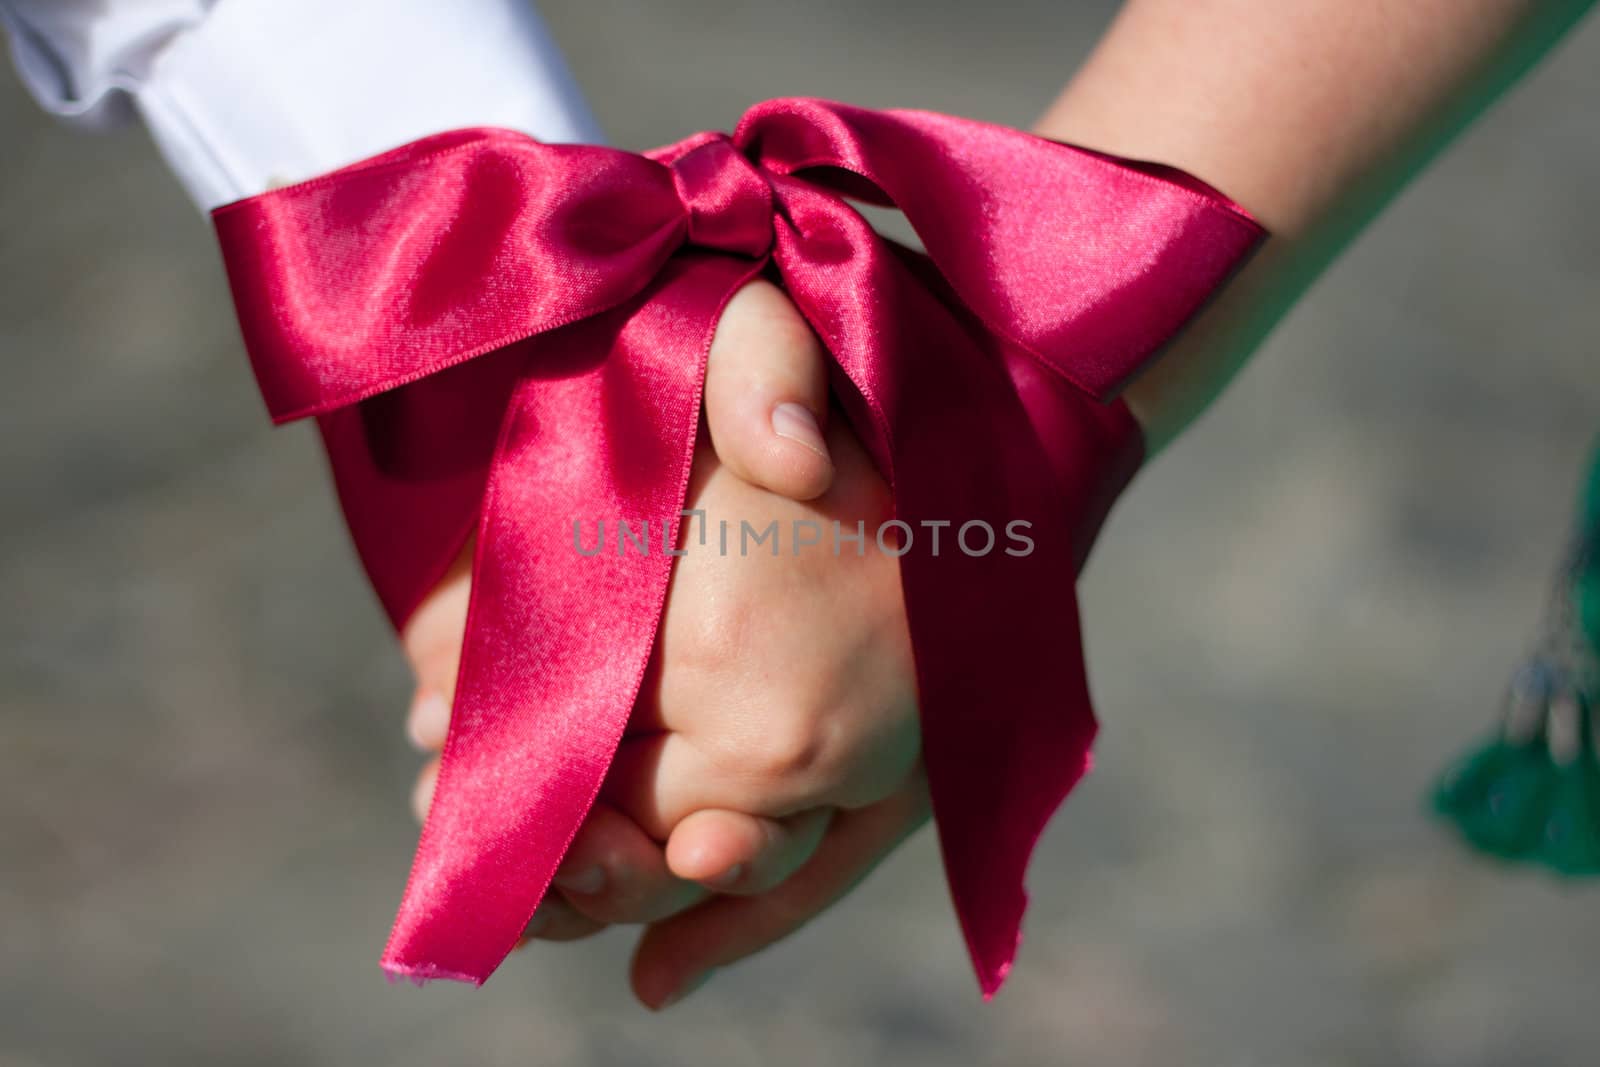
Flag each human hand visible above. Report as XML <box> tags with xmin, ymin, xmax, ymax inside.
<box><xmin>402</xmin><ymin>279</ymin><xmax>932</xmax><ymax>1007</ymax></box>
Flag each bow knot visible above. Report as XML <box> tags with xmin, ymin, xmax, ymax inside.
<box><xmin>668</xmin><ymin>133</ymin><xmax>775</xmax><ymax>259</ymax></box>
<box><xmin>210</xmin><ymin>98</ymin><xmax>1265</xmax><ymax>996</ymax></box>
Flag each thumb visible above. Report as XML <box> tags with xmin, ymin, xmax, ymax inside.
<box><xmin>703</xmin><ymin>279</ymin><xmax>834</xmax><ymax>501</ymax></box>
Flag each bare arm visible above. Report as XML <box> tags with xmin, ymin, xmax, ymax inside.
<box><xmin>1034</xmin><ymin>0</ymin><xmax>1596</xmax><ymax>452</ymax></box>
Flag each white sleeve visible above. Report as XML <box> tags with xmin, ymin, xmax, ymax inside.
<box><xmin>0</xmin><ymin>0</ymin><xmax>605</xmax><ymax>210</ymax></box>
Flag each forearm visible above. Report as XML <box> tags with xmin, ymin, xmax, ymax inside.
<box><xmin>1034</xmin><ymin>0</ymin><xmax>1595</xmax><ymax>453</ymax></box>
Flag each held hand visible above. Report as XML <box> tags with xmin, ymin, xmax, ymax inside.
<box><xmin>401</xmin><ymin>280</ymin><xmax>931</xmax><ymax>1006</ymax></box>
<box><xmin>610</xmin><ymin>396</ymin><xmax>929</xmax><ymax>1007</ymax></box>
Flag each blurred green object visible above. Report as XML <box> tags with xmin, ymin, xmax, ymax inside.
<box><xmin>1578</xmin><ymin>444</ymin><xmax>1600</xmax><ymax>652</ymax></box>
<box><xmin>1431</xmin><ymin>440</ymin><xmax>1600</xmax><ymax>876</ymax></box>
<box><xmin>1432</xmin><ymin>714</ymin><xmax>1600</xmax><ymax>876</ymax></box>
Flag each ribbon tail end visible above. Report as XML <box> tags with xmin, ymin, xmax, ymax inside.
<box><xmin>380</xmin><ymin>956</ymin><xmax>489</xmax><ymax>988</ymax></box>
<box><xmin>974</xmin><ymin>922</ymin><xmax>1021</xmax><ymax>1002</ymax></box>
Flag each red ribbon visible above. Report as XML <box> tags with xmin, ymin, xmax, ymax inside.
<box><xmin>212</xmin><ymin>98</ymin><xmax>1264</xmax><ymax>995</ymax></box>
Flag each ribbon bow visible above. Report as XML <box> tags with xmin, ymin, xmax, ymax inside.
<box><xmin>213</xmin><ymin>98</ymin><xmax>1264</xmax><ymax>995</ymax></box>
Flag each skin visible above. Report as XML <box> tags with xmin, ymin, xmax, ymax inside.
<box><xmin>403</xmin><ymin>0</ymin><xmax>1596</xmax><ymax>1008</ymax></box>
<box><xmin>1050</xmin><ymin>0</ymin><xmax>1599</xmax><ymax>454</ymax></box>
<box><xmin>404</xmin><ymin>280</ymin><xmax>930</xmax><ymax>1007</ymax></box>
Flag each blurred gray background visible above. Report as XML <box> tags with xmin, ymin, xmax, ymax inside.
<box><xmin>3</xmin><ymin>3</ymin><xmax>1599</xmax><ymax>1065</ymax></box>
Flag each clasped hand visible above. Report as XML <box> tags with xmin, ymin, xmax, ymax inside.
<box><xmin>401</xmin><ymin>281</ymin><xmax>929</xmax><ymax>1009</ymax></box>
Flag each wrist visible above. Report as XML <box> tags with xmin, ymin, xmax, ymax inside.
<box><xmin>1118</xmin><ymin>236</ymin><xmax>1311</xmax><ymax>455</ymax></box>
<box><xmin>1024</xmin><ymin>113</ymin><xmax>1299</xmax><ymax>456</ymax></box>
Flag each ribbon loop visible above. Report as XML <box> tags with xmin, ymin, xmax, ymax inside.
<box><xmin>669</xmin><ymin>134</ymin><xmax>774</xmax><ymax>259</ymax></box>
<box><xmin>735</xmin><ymin>99</ymin><xmax>1262</xmax><ymax>401</ymax></box>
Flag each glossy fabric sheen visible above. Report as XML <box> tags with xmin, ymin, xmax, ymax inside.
<box><xmin>211</xmin><ymin>98</ymin><xmax>1264</xmax><ymax>996</ymax></box>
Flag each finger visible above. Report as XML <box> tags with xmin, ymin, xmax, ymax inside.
<box><xmin>603</xmin><ymin>731</ymin><xmax>825</xmax><ymax>840</ymax></box>
<box><xmin>411</xmin><ymin>756</ymin><xmax>440</xmax><ymax>823</ymax></box>
<box><xmin>631</xmin><ymin>767</ymin><xmax>931</xmax><ymax>1009</ymax></box>
<box><xmin>601</xmin><ymin>732</ymin><xmax>712</xmax><ymax>840</ymax></box>
<box><xmin>665</xmin><ymin>806</ymin><xmax>834</xmax><ymax>894</ymax></box>
<box><xmin>405</xmin><ymin>687</ymin><xmax>451</xmax><ymax>752</ymax></box>
<box><xmin>418</xmin><ymin>761</ymin><xmax>704</xmax><ymax>928</ymax></box>
<box><xmin>518</xmin><ymin>895</ymin><xmax>607</xmax><ymax>944</ymax></box>
<box><xmin>550</xmin><ymin>801</ymin><xmax>707</xmax><ymax>925</ymax></box>
<box><xmin>399</xmin><ymin>538</ymin><xmax>474</xmax><ymax>699</ymax></box>
<box><xmin>605</xmin><ymin>721</ymin><xmax>881</xmax><ymax>842</ymax></box>
<box><xmin>703</xmin><ymin>279</ymin><xmax>833</xmax><ymax>501</ymax></box>
<box><xmin>400</xmin><ymin>538</ymin><xmax>474</xmax><ymax>751</ymax></box>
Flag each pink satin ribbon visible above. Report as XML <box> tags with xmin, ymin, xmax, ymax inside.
<box><xmin>212</xmin><ymin>98</ymin><xmax>1264</xmax><ymax>995</ymax></box>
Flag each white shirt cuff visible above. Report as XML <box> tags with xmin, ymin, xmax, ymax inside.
<box><xmin>5</xmin><ymin>0</ymin><xmax>606</xmax><ymax>210</ymax></box>
<box><xmin>138</xmin><ymin>0</ymin><xmax>604</xmax><ymax>209</ymax></box>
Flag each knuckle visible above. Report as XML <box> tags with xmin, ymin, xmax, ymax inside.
<box><xmin>729</xmin><ymin>705</ymin><xmax>848</xmax><ymax>792</ymax></box>
<box><xmin>761</xmin><ymin>308</ymin><xmax>824</xmax><ymax>369</ymax></box>
<box><xmin>672</xmin><ymin>594</ymin><xmax>755</xmax><ymax>678</ymax></box>
<box><xmin>712</xmin><ymin>284</ymin><xmax>824</xmax><ymax>389</ymax></box>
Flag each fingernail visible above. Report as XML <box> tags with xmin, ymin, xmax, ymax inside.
<box><xmin>406</xmin><ymin>692</ymin><xmax>449</xmax><ymax>751</ymax></box>
<box><xmin>771</xmin><ymin>402</ymin><xmax>828</xmax><ymax>460</ymax></box>
<box><xmin>553</xmin><ymin>865</ymin><xmax>606</xmax><ymax>895</ymax></box>
<box><xmin>657</xmin><ymin>970</ymin><xmax>714</xmax><ymax>1010</ymax></box>
<box><xmin>707</xmin><ymin>863</ymin><xmax>744</xmax><ymax>889</ymax></box>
